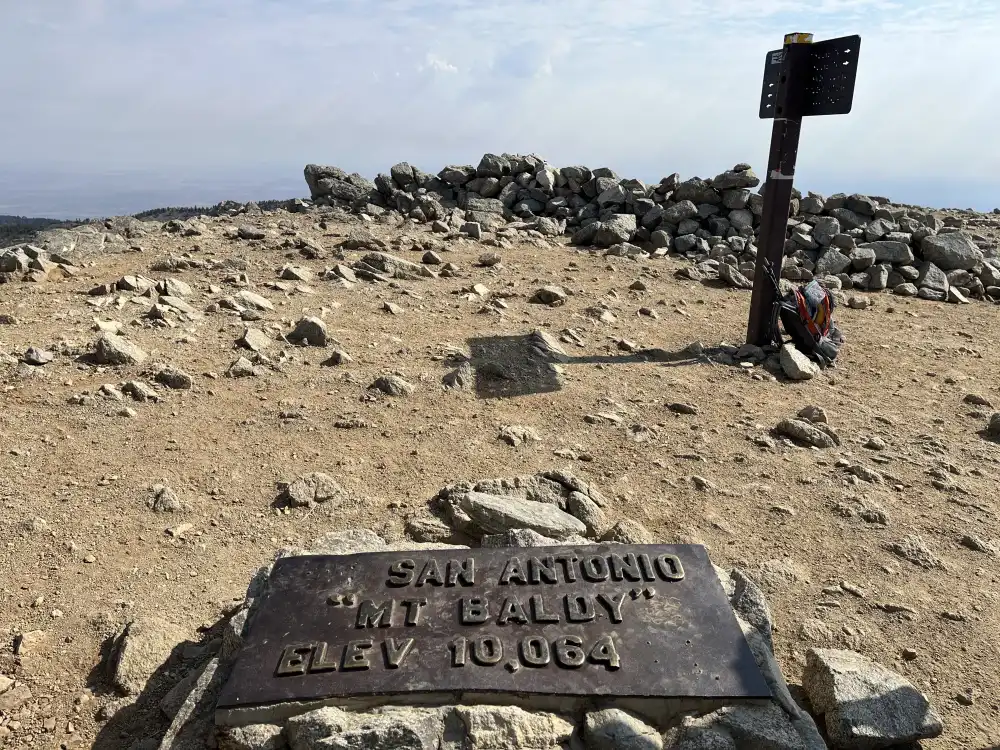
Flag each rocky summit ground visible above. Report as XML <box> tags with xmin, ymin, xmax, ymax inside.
<box><xmin>1</xmin><ymin>203</ymin><xmax>999</xmax><ymax>749</ymax></box>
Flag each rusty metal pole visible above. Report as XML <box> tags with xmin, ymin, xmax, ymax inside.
<box><xmin>746</xmin><ymin>33</ymin><xmax>814</xmax><ymax>347</ymax></box>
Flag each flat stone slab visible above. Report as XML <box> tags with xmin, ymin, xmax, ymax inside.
<box><xmin>216</xmin><ymin>545</ymin><xmax>769</xmax><ymax>725</ymax></box>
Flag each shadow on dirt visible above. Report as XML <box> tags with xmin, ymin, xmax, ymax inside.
<box><xmin>89</xmin><ymin>618</ymin><xmax>230</xmax><ymax>750</ymax></box>
<box><xmin>461</xmin><ymin>333</ymin><xmax>743</xmax><ymax>399</ymax></box>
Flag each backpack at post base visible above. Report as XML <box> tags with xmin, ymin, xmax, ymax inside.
<box><xmin>775</xmin><ymin>280</ymin><xmax>844</xmax><ymax>367</ymax></box>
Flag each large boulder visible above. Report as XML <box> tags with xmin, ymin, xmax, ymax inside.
<box><xmin>860</xmin><ymin>240</ymin><xmax>913</xmax><ymax>265</ymax></box>
<box><xmin>812</xmin><ymin>216</ymin><xmax>841</xmax><ymax>246</ymax></box>
<box><xmin>920</xmin><ymin>231</ymin><xmax>983</xmax><ymax>270</ymax></box>
<box><xmin>711</xmin><ymin>166</ymin><xmax>760</xmax><ymax>190</ymax></box>
<box><xmin>594</xmin><ymin>214</ymin><xmax>637</xmax><ymax>248</ymax></box>
<box><xmin>848</xmin><ymin>247</ymin><xmax>876</xmax><ymax>271</ymax></box>
<box><xmin>815</xmin><ymin>249</ymin><xmax>852</xmax><ymax>276</ymax></box>
<box><xmin>916</xmin><ymin>262</ymin><xmax>949</xmax><ymax>295</ymax></box>
<box><xmin>662</xmin><ymin>200</ymin><xmax>698</xmax><ymax>225</ymax></box>
<box><xmin>303</xmin><ymin>164</ymin><xmax>347</xmax><ymax>198</ymax></box>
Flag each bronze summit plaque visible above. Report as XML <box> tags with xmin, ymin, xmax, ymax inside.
<box><xmin>216</xmin><ymin>544</ymin><xmax>770</xmax><ymax>714</ymax></box>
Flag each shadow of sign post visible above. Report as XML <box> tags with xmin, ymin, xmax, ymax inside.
<box><xmin>464</xmin><ymin>333</ymin><xmax>703</xmax><ymax>400</ymax></box>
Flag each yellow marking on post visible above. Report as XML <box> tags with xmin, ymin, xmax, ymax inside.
<box><xmin>784</xmin><ymin>33</ymin><xmax>814</xmax><ymax>44</ymax></box>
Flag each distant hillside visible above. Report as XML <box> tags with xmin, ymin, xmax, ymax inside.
<box><xmin>0</xmin><ymin>196</ymin><xmax>299</xmax><ymax>246</ymax></box>
<box><xmin>0</xmin><ymin>214</ymin><xmax>75</xmax><ymax>227</ymax></box>
<box><xmin>131</xmin><ymin>205</ymin><xmax>213</xmax><ymax>221</ymax></box>
<box><xmin>0</xmin><ymin>214</ymin><xmax>80</xmax><ymax>246</ymax></box>
<box><xmin>132</xmin><ymin>198</ymin><xmax>294</xmax><ymax>221</ymax></box>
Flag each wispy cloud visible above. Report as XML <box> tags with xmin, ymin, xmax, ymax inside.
<box><xmin>1</xmin><ymin>0</ymin><xmax>998</xmax><ymax>216</ymax></box>
<box><xmin>419</xmin><ymin>54</ymin><xmax>459</xmax><ymax>74</ymax></box>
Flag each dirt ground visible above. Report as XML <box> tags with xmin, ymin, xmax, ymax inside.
<box><xmin>1</xmin><ymin>208</ymin><xmax>998</xmax><ymax>749</ymax></box>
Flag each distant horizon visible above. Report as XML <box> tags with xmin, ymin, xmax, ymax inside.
<box><xmin>1</xmin><ymin>158</ymin><xmax>998</xmax><ymax>222</ymax></box>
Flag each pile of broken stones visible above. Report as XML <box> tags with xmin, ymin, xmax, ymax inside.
<box><xmin>303</xmin><ymin>153</ymin><xmax>1000</xmax><ymax>306</ymax></box>
<box><xmin>100</xmin><ymin>471</ymin><xmax>942</xmax><ymax>750</ymax></box>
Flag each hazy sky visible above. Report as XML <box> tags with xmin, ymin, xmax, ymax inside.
<box><xmin>2</xmin><ymin>0</ymin><xmax>999</xmax><ymax>218</ymax></box>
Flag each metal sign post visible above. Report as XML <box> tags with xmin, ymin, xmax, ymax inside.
<box><xmin>746</xmin><ymin>33</ymin><xmax>861</xmax><ymax>347</ymax></box>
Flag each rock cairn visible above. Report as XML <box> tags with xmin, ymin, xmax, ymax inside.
<box><xmin>303</xmin><ymin>155</ymin><xmax>1000</xmax><ymax>305</ymax></box>
<box><xmin>101</xmin><ymin>471</ymin><xmax>943</xmax><ymax>750</ymax></box>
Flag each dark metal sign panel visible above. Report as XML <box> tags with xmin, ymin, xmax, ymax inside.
<box><xmin>216</xmin><ymin>545</ymin><xmax>770</xmax><ymax>712</ymax></box>
<box><xmin>759</xmin><ymin>35</ymin><xmax>861</xmax><ymax>119</ymax></box>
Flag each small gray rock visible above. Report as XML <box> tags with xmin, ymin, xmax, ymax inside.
<box><xmin>238</xmin><ymin>327</ymin><xmax>272</xmax><ymax>352</ymax></box>
<box><xmin>148</xmin><ymin>484</ymin><xmax>186</xmax><ymax>512</ymax></box>
<box><xmin>237</xmin><ymin>224</ymin><xmax>267</xmax><ymax>240</ymax></box>
<box><xmin>497</xmin><ymin>425</ymin><xmax>541</xmax><ymax>447</ymax></box>
<box><xmin>775</xmin><ymin>418</ymin><xmax>837</xmax><ymax>449</ymax></box>
<box><xmin>227</xmin><ymin>356</ymin><xmax>259</xmax><ymax>378</ymax></box>
<box><xmin>462</xmin><ymin>222</ymin><xmax>483</xmax><ymax>239</ymax></box>
<box><xmin>960</xmin><ymin>534</ymin><xmax>998</xmax><ymax>555</ymax></box>
<box><xmin>779</xmin><ymin>344</ymin><xmax>819</xmax><ymax>381</ymax></box>
<box><xmin>948</xmin><ymin>286</ymin><xmax>970</xmax><ymax>304</ymax></box>
<box><xmin>217</xmin><ymin>724</ymin><xmax>286</xmax><ymax>750</ymax></box>
<box><xmin>600</xmin><ymin>519</ymin><xmax>654</xmax><ymax>544</ymax></box>
<box><xmin>668</xmin><ymin>402</ymin><xmax>699</xmax><ymax>415</ymax></box>
<box><xmin>481</xmin><ymin>529</ymin><xmax>565</xmax><ymax>548</ymax></box>
<box><xmin>529</xmin><ymin>286</ymin><xmax>568</xmax><ymax>305</ymax></box>
<box><xmin>797</xmin><ymin>405</ymin><xmax>827</xmax><ymax>424</ymax></box>
<box><xmin>404</xmin><ymin>517</ymin><xmax>457</xmax><ymax>544</ymax></box>
<box><xmin>155</xmin><ymin>366</ymin><xmax>193</xmax><ymax>390</ymax></box>
<box><xmin>584</xmin><ymin>708</ymin><xmax>662</xmax><ymax>750</ymax></box>
<box><xmin>673</xmin><ymin>703</ymin><xmax>808</xmax><ymax>750</ymax></box>
<box><xmin>108</xmin><ymin>617</ymin><xmax>187</xmax><ymax>696</ymax></box>
<box><xmin>887</xmin><ymin>535</ymin><xmax>942</xmax><ymax>569</ymax></box>
<box><xmin>370</xmin><ymin>374</ymin><xmax>415</xmax><ymax>396</ymax></box>
<box><xmin>567</xmin><ymin>491</ymin><xmax>609</xmax><ymax>538</ymax></box>
<box><xmin>455</xmin><ymin>705</ymin><xmax>574</xmax><ymax>750</ymax></box>
<box><xmin>459</xmin><ymin>492</ymin><xmax>586</xmax><ymax>539</ymax></box>
<box><xmin>986</xmin><ymin>412</ymin><xmax>1000</xmax><ymax>437</ymax></box>
<box><xmin>719</xmin><ymin>263</ymin><xmax>753</xmax><ymax>289</ymax></box>
<box><xmin>22</xmin><ymin>347</ymin><xmax>53</xmax><ymax>366</ymax></box>
<box><xmin>813</xmin><ymin>216</ymin><xmax>842</xmax><ymax>246</ymax></box>
<box><xmin>288</xmin><ymin>317</ymin><xmax>328</xmax><ymax>347</ymax></box>
<box><xmin>282</xmin><ymin>472</ymin><xmax>347</xmax><ymax>508</ymax></box>
<box><xmin>803</xmin><ymin>648</ymin><xmax>943</xmax><ymax>748</ymax></box>
<box><xmin>286</xmin><ymin>706</ymin><xmax>445</xmax><ymax>750</ymax></box>
<box><xmin>94</xmin><ymin>333</ymin><xmax>147</xmax><ymax>366</ymax></box>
